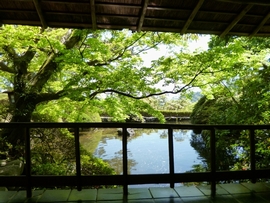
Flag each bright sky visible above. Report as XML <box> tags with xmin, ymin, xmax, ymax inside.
<box><xmin>188</xmin><ymin>35</ymin><xmax>210</xmax><ymax>52</ymax></box>
<box><xmin>143</xmin><ymin>35</ymin><xmax>210</xmax><ymax>67</ymax></box>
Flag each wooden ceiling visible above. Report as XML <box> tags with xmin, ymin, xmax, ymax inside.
<box><xmin>0</xmin><ymin>0</ymin><xmax>270</xmax><ymax>37</ymax></box>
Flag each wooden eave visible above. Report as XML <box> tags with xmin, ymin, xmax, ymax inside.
<box><xmin>0</xmin><ymin>0</ymin><xmax>269</xmax><ymax>37</ymax></box>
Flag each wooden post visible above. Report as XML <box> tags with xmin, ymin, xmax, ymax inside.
<box><xmin>75</xmin><ymin>127</ymin><xmax>82</xmax><ymax>191</ymax></box>
<box><xmin>168</xmin><ymin>128</ymin><xmax>175</xmax><ymax>188</ymax></box>
<box><xmin>249</xmin><ymin>129</ymin><xmax>256</xmax><ymax>183</ymax></box>
<box><xmin>25</xmin><ymin>127</ymin><xmax>32</xmax><ymax>198</ymax></box>
<box><xmin>122</xmin><ymin>127</ymin><xmax>128</xmax><ymax>196</ymax></box>
<box><xmin>210</xmin><ymin>129</ymin><xmax>216</xmax><ymax>197</ymax></box>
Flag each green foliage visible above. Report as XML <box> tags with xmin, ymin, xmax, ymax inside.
<box><xmin>0</xmin><ymin>25</ymin><xmax>203</xmax><ymax>127</ymax></box>
<box><xmin>30</xmin><ymin>114</ymin><xmax>115</xmax><ymax>179</ymax></box>
<box><xmin>190</xmin><ymin>36</ymin><xmax>270</xmax><ymax>173</ymax></box>
<box><xmin>31</xmin><ymin>132</ymin><xmax>115</xmax><ymax>177</ymax></box>
<box><xmin>0</xmin><ymin>94</ymin><xmax>10</xmax><ymax>122</ymax></box>
<box><xmin>32</xmin><ymin>163</ymin><xmax>68</xmax><ymax>176</ymax></box>
<box><xmin>80</xmin><ymin>150</ymin><xmax>115</xmax><ymax>176</ymax></box>
<box><xmin>35</xmin><ymin>98</ymin><xmax>102</xmax><ymax>122</ymax></box>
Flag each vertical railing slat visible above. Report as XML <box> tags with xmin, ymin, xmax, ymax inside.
<box><xmin>74</xmin><ymin>127</ymin><xmax>82</xmax><ymax>191</ymax></box>
<box><xmin>249</xmin><ymin>129</ymin><xmax>256</xmax><ymax>183</ymax></box>
<box><xmin>25</xmin><ymin>127</ymin><xmax>32</xmax><ymax>198</ymax></box>
<box><xmin>210</xmin><ymin>128</ymin><xmax>216</xmax><ymax>197</ymax></box>
<box><xmin>122</xmin><ymin>127</ymin><xmax>128</xmax><ymax>195</ymax></box>
<box><xmin>168</xmin><ymin>128</ymin><xmax>175</xmax><ymax>188</ymax></box>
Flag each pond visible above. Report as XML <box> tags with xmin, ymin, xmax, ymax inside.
<box><xmin>80</xmin><ymin>128</ymin><xmax>204</xmax><ymax>178</ymax></box>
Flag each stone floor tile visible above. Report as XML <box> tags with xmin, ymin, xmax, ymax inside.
<box><xmin>97</xmin><ymin>201</ymin><xmax>125</xmax><ymax>203</ymax></box>
<box><xmin>265</xmin><ymin>182</ymin><xmax>270</xmax><ymax>188</ymax></box>
<box><xmin>219</xmin><ymin>183</ymin><xmax>251</xmax><ymax>194</ymax></box>
<box><xmin>97</xmin><ymin>188</ymin><xmax>124</xmax><ymax>201</ymax></box>
<box><xmin>1</xmin><ymin>184</ymin><xmax>270</xmax><ymax>203</ymax></box>
<box><xmin>0</xmin><ymin>191</ymin><xmax>17</xmax><ymax>203</ymax></box>
<box><xmin>25</xmin><ymin>190</ymin><xmax>45</xmax><ymax>203</ymax></box>
<box><xmin>154</xmin><ymin>197</ymin><xmax>183</xmax><ymax>203</ymax></box>
<box><xmin>209</xmin><ymin>195</ymin><xmax>238</xmax><ymax>203</ymax></box>
<box><xmin>127</xmin><ymin>188</ymin><xmax>152</xmax><ymax>200</ymax></box>
<box><xmin>241</xmin><ymin>182</ymin><xmax>270</xmax><ymax>193</ymax></box>
<box><xmin>68</xmin><ymin>189</ymin><xmax>97</xmax><ymax>201</ymax></box>
<box><xmin>232</xmin><ymin>193</ymin><xmax>269</xmax><ymax>203</ymax></box>
<box><xmin>181</xmin><ymin>196</ymin><xmax>210</xmax><ymax>203</ymax></box>
<box><xmin>256</xmin><ymin>193</ymin><xmax>270</xmax><ymax>203</ymax></box>
<box><xmin>9</xmin><ymin>191</ymin><xmax>28</xmax><ymax>203</ymax></box>
<box><xmin>37</xmin><ymin>189</ymin><xmax>71</xmax><ymax>202</ymax></box>
<box><xmin>149</xmin><ymin>187</ymin><xmax>179</xmax><ymax>198</ymax></box>
<box><xmin>98</xmin><ymin>200</ymin><xmax>154</xmax><ymax>203</ymax></box>
<box><xmin>197</xmin><ymin>185</ymin><xmax>229</xmax><ymax>196</ymax></box>
<box><xmin>174</xmin><ymin>186</ymin><xmax>204</xmax><ymax>197</ymax></box>
<box><xmin>128</xmin><ymin>199</ymin><xmax>155</xmax><ymax>203</ymax></box>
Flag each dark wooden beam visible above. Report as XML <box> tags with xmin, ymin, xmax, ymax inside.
<box><xmin>250</xmin><ymin>12</ymin><xmax>270</xmax><ymax>37</ymax></box>
<box><xmin>90</xmin><ymin>0</ymin><xmax>97</xmax><ymax>30</ymax></box>
<box><xmin>216</xmin><ymin>0</ymin><xmax>270</xmax><ymax>6</ymax></box>
<box><xmin>180</xmin><ymin>0</ymin><xmax>205</xmax><ymax>35</ymax></box>
<box><xmin>33</xmin><ymin>0</ymin><xmax>47</xmax><ymax>29</ymax></box>
<box><xmin>0</xmin><ymin>21</ymin><xmax>255</xmax><ymax>36</ymax></box>
<box><xmin>220</xmin><ymin>4</ymin><xmax>253</xmax><ymax>37</ymax></box>
<box><xmin>0</xmin><ymin>8</ymin><xmax>264</xmax><ymax>19</ymax></box>
<box><xmin>137</xmin><ymin>0</ymin><xmax>149</xmax><ymax>32</ymax></box>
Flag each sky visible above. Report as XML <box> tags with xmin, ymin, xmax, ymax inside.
<box><xmin>188</xmin><ymin>35</ymin><xmax>210</xmax><ymax>52</ymax></box>
<box><xmin>143</xmin><ymin>35</ymin><xmax>210</xmax><ymax>67</ymax></box>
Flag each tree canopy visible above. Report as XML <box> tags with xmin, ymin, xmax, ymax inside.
<box><xmin>191</xmin><ymin>36</ymin><xmax>270</xmax><ymax>125</ymax></box>
<box><xmin>190</xmin><ymin>36</ymin><xmax>270</xmax><ymax>172</ymax></box>
<box><xmin>0</xmin><ymin>25</ymin><xmax>200</xmax><ymax>124</ymax></box>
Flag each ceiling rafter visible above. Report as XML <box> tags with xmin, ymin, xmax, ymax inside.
<box><xmin>220</xmin><ymin>4</ymin><xmax>253</xmax><ymax>37</ymax></box>
<box><xmin>33</xmin><ymin>0</ymin><xmax>47</xmax><ymax>29</ymax></box>
<box><xmin>3</xmin><ymin>19</ymin><xmax>269</xmax><ymax>36</ymax></box>
<box><xmin>216</xmin><ymin>0</ymin><xmax>270</xmax><ymax>6</ymax></box>
<box><xmin>90</xmin><ymin>0</ymin><xmax>97</xmax><ymax>30</ymax></box>
<box><xmin>1</xmin><ymin>0</ymin><xmax>270</xmax><ymax>37</ymax></box>
<box><xmin>137</xmin><ymin>0</ymin><xmax>149</xmax><ymax>32</ymax></box>
<box><xmin>180</xmin><ymin>0</ymin><xmax>205</xmax><ymax>35</ymax></box>
<box><xmin>250</xmin><ymin>12</ymin><xmax>270</xmax><ymax>37</ymax></box>
<box><xmin>0</xmin><ymin>8</ymin><xmax>264</xmax><ymax>19</ymax></box>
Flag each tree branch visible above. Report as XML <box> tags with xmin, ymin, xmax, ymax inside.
<box><xmin>3</xmin><ymin>46</ymin><xmax>18</xmax><ymax>59</ymax></box>
<box><xmin>87</xmin><ymin>32</ymin><xmax>156</xmax><ymax>67</ymax></box>
<box><xmin>35</xmin><ymin>90</ymin><xmax>66</xmax><ymax>104</ymax></box>
<box><xmin>88</xmin><ymin>69</ymin><xmax>204</xmax><ymax>100</ymax></box>
<box><xmin>0</xmin><ymin>62</ymin><xmax>15</xmax><ymax>73</ymax></box>
<box><xmin>87</xmin><ymin>63</ymin><xmax>206</xmax><ymax>100</ymax></box>
<box><xmin>64</xmin><ymin>29</ymin><xmax>82</xmax><ymax>49</ymax></box>
<box><xmin>30</xmin><ymin>30</ymin><xmax>84</xmax><ymax>92</ymax></box>
<box><xmin>17</xmin><ymin>46</ymin><xmax>36</xmax><ymax>74</ymax></box>
<box><xmin>220</xmin><ymin>81</ymin><xmax>240</xmax><ymax>106</ymax></box>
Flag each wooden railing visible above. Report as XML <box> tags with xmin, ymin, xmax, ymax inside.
<box><xmin>0</xmin><ymin>122</ymin><xmax>270</xmax><ymax>198</ymax></box>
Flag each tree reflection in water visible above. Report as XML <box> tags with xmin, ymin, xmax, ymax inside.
<box><xmin>85</xmin><ymin>128</ymin><xmax>203</xmax><ymax>175</ymax></box>
<box><xmin>81</xmin><ymin>127</ymin><xmax>270</xmax><ymax>185</ymax></box>
<box><xmin>189</xmin><ymin>130</ymin><xmax>241</xmax><ymax>173</ymax></box>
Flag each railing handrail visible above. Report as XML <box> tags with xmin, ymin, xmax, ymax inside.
<box><xmin>1</xmin><ymin>122</ymin><xmax>270</xmax><ymax>198</ymax></box>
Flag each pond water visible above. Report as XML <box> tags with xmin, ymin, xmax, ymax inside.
<box><xmin>80</xmin><ymin>128</ymin><xmax>203</xmax><ymax>177</ymax></box>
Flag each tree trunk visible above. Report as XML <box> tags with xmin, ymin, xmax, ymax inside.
<box><xmin>1</xmin><ymin>95</ymin><xmax>37</xmax><ymax>159</ymax></box>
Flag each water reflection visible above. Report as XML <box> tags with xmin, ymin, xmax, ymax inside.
<box><xmin>81</xmin><ymin>128</ymin><xmax>203</xmax><ymax>175</ymax></box>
